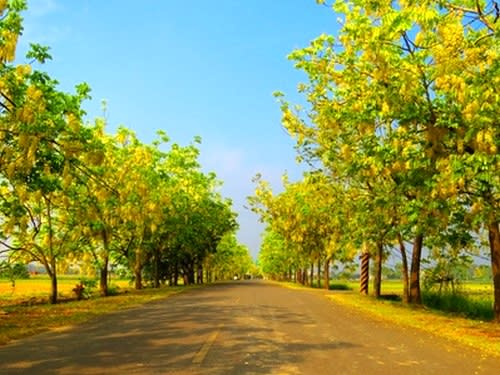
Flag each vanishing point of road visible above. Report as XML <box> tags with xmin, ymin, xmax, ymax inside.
<box><xmin>0</xmin><ymin>280</ymin><xmax>498</xmax><ymax>374</ymax></box>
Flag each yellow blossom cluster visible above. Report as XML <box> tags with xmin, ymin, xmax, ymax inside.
<box><xmin>0</xmin><ymin>29</ymin><xmax>18</xmax><ymax>62</ymax></box>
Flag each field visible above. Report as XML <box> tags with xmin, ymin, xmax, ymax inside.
<box><xmin>0</xmin><ymin>275</ymin><xmax>131</xmax><ymax>303</ymax></box>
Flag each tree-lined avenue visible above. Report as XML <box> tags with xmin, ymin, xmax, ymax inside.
<box><xmin>0</xmin><ymin>281</ymin><xmax>498</xmax><ymax>374</ymax></box>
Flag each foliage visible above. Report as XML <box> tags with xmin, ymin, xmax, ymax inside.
<box><xmin>0</xmin><ymin>1</ymin><xmax>241</xmax><ymax>304</ymax></box>
<box><xmin>260</xmin><ymin>0</ymin><xmax>499</xmax><ymax>319</ymax></box>
<box><xmin>205</xmin><ymin>233</ymin><xmax>254</xmax><ymax>280</ymax></box>
<box><xmin>0</xmin><ymin>261</ymin><xmax>29</xmax><ymax>282</ymax></box>
<box><xmin>422</xmin><ymin>252</ymin><xmax>473</xmax><ymax>293</ymax></box>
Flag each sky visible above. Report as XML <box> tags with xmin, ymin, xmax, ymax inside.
<box><xmin>17</xmin><ymin>0</ymin><xmax>339</xmax><ymax>259</ymax></box>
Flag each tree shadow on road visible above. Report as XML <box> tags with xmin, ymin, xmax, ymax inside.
<box><xmin>0</xmin><ymin>281</ymin><xmax>361</xmax><ymax>375</ymax></box>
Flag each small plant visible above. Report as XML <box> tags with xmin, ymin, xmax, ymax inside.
<box><xmin>72</xmin><ymin>282</ymin><xmax>85</xmax><ymax>300</ymax></box>
<box><xmin>72</xmin><ymin>278</ymin><xmax>97</xmax><ymax>300</ymax></box>
<box><xmin>106</xmin><ymin>284</ymin><xmax>120</xmax><ymax>296</ymax></box>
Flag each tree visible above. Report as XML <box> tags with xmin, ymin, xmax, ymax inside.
<box><xmin>0</xmin><ymin>1</ymin><xmax>96</xmax><ymax>303</ymax></box>
<box><xmin>276</xmin><ymin>0</ymin><xmax>499</xmax><ymax>319</ymax></box>
<box><xmin>205</xmin><ymin>233</ymin><xmax>253</xmax><ymax>281</ymax></box>
<box><xmin>250</xmin><ymin>172</ymin><xmax>355</xmax><ymax>288</ymax></box>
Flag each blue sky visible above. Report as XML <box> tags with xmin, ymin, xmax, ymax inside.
<box><xmin>18</xmin><ymin>0</ymin><xmax>339</xmax><ymax>258</ymax></box>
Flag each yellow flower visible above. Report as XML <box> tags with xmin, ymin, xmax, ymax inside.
<box><xmin>15</xmin><ymin>64</ymin><xmax>31</xmax><ymax>77</ymax></box>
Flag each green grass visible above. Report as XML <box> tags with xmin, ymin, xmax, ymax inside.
<box><xmin>307</xmin><ymin>279</ymin><xmax>494</xmax><ymax>318</ymax></box>
<box><xmin>422</xmin><ymin>290</ymin><xmax>493</xmax><ymax>320</ymax></box>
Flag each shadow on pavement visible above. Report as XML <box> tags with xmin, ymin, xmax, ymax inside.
<box><xmin>0</xmin><ymin>281</ymin><xmax>360</xmax><ymax>374</ymax></box>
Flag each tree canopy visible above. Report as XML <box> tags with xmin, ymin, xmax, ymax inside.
<box><xmin>251</xmin><ymin>0</ymin><xmax>499</xmax><ymax>320</ymax></box>
<box><xmin>0</xmin><ymin>0</ymin><xmax>251</xmax><ymax>303</ymax></box>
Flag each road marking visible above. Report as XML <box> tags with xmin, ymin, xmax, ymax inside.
<box><xmin>192</xmin><ymin>324</ymin><xmax>224</xmax><ymax>364</ymax></box>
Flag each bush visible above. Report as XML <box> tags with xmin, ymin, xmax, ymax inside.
<box><xmin>72</xmin><ymin>278</ymin><xmax>97</xmax><ymax>300</ymax></box>
<box><xmin>422</xmin><ymin>290</ymin><xmax>493</xmax><ymax>320</ymax></box>
<box><xmin>107</xmin><ymin>284</ymin><xmax>120</xmax><ymax>296</ymax></box>
<box><xmin>329</xmin><ymin>282</ymin><xmax>352</xmax><ymax>291</ymax></box>
<box><xmin>0</xmin><ymin>262</ymin><xmax>30</xmax><ymax>280</ymax></box>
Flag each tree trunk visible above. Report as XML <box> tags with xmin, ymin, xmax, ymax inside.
<box><xmin>153</xmin><ymin>248</ymin><xmax>160</xmax><ymax>288</ymax></box>
<box><xmin>49</xmin><ymin>264</ymin><xmax>58</xmax><ymax>305</ymax></box>
<box><xmin>373</xmin><ymin>241</ymin><xmax>383</xmax><ymax>298</ymax></box>
<box><xmin>197</xmin><ymin>264</ymin><xmax>203</xmax><ymax>284</ymax></box>
<box><xmin>134</xmin><ymin>249</ymin><xmax>143</xmax><ymax>290</ymax></box>
<box><xmin>360</xmin><ymin>251</ymin><xmax>370</xmax><ymax>295</ymax></box>
<box><xmin>409</xmin><ymin>233</ymin><xmax>424</xmax><ymax>304</ymax></box>
<box><xmin>324</xmin><ymin>257</ymin><xmax>331</xmax><ymax>290</ymax></box>
<box><xmin>317</xmin><ymin>258</ymin><xmax>321</xmax><ymax>289</ymax></box>
<box><xmin>310</xmin><ymin>263</ymin><xmax>314</xmax><ymax>287</ymax></box>
<box><xmin>184</xmin><ymin>262</ymin><xmax>195</xmax><ymax>285</ymax></box>
<box><xmin>205</xmin><ymin>267</ymin><xmax>210</xmax><ymax>284</ymax></box>
<box><xmin>173</xmin><ymin>263</ymin><xmax>179</xmax><ymax>286</ymax></box>
<box><xmin>489</xmin><ymin>221</ymin><xmax>500</xmax><ymax>322</ymax></box>
<box><xmin>99</xmin><ymin>229</ymin><xmax>110</xmax><ymax>296</ymax></box>
<box><xmin>100</xmin><ymin>255</ymin><xmax>109</xmax><ymax>296</ymax></box>
<box><xmin>398</xmin><ymin>233</ymin><xmax>410</xmax><ymax>304</ymax></box>
<box><xmin>46</xmin><ymin>197</ymin><xmax>58</xmax><ymax>304</ymax></box>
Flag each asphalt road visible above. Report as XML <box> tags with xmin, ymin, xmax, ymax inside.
<box><xmin>0</xmin><ymin>280</ymin><xmax>498</xmax><ymax>374</ymax></box>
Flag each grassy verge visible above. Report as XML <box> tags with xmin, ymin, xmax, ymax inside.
<box><xmin>0</xmin><ymin>285</ymin><xmax>187</xmax><ymax>346</ymax></box>
<box><xmin>278</xmin><ymin>280</ymin><xmax>500</xmax><ymax>357</ymax></box>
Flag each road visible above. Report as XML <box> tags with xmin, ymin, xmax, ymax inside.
<box><xmin>0</xmin><ymin>280</ymin><xmax>498</xmax><ymax>374</ymax></box>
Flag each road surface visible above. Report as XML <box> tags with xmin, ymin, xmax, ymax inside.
<box><xmin>0</xmin><ymin>280</ymin><xmax>498</xmax><ymax>374</ymax></box>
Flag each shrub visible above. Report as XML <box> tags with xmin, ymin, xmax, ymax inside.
<box><xmin>72</xmin><ymin>278</ymin><xmax>97</xmax><ymax>300</ymax></box>
<box><xmin>106</xmin><ymin>284</ymin><xmax>120</xmax><ymax>296</ymax></box>
<box><xmin>329</xmin><ymin>282</ymin><xmax>352</xmax><ymax>291</ymax></box>
<box><xmin>0</xmin><ymin>262</ymin><xmax>30</xmax><ymax>280</ymax></box>
<box><xmin>422</xmin><ymin>290</ymin><xmax>493</xmax><ymax>320</ymax></box>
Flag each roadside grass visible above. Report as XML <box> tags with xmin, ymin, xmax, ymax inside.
<box><xmin>280</xmin><ymin>279</ymin><xmax>500</xmax><ymax>357</ymax></box>
<box><xmin>0</xmin><ymin>276</ymin><xmax>188</xmax><ymax>346</ymax></box>
<box><xmin>422</xmin><ymin>290</ymin><xmax>494</xmax><ymax>320</ymax></box>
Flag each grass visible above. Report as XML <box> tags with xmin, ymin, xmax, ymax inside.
<box><xmin>279</xmin><ymin>279</ymin><xmax>500</xmax><ymax>357</ymax></box>
<box><xmin>0</xmin><ymin>275</ymin><xmax>188</xmax><ymax>346</ymax></box>
<box><xmin>422</xmin><ymin>290</ymin><xmax>494</xmax><ymax>320</ymax></box>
